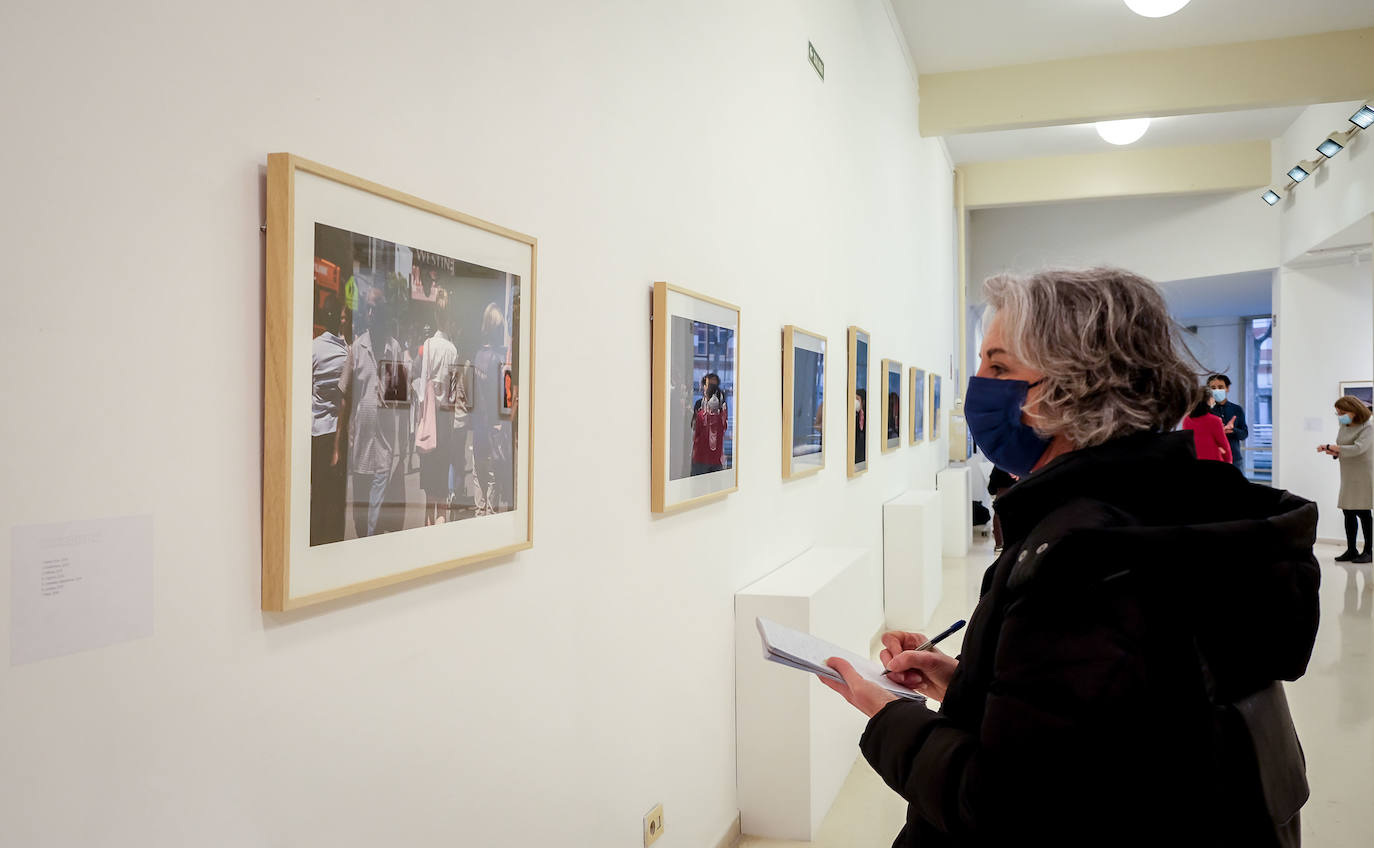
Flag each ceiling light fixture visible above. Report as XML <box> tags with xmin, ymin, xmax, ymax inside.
<box><xmin>1287</xmin><ymin>160</ymin><xmax>1320</xmax><ymax>183</ymax></box>
<box><xmin>1261</xmin><ymin>188</ymin><xmax>1284</xmax><ymax>206</ymax></box>
<box><xmin>1095</xmin><ymin>118</ymin><xmax>1152</xmax><ymax>145</ymax></box>
<box><xmin>1351</xmin><ymin>105</ymin><xmax>1374</xmax><ymax>130</ymax></box>
<box><xmin>1318</xmin><ymin>129</ymin><xmax>1357</xmax><ymax>158</ymax></box>
<box><xmin>1123</xmin><ymin>0</ymin><xmax>1192</xmax><ymax>18</ymax></box>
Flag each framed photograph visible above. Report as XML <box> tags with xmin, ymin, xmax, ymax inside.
<box><xmin>882</xmin><ymin>359</ymin><xmax>902</xmax><ymax>453</ymax></box>
<box><xmin>1340</xmin><ymin>380</ymin><xmax>1373</xmax><ymax>409</ymax></box>
<box><xmin>263</xmin><ymin>154</ymin><xmax>535</xmax><ymax>611</ymax></box>
<box><xmin>782</xmin><ymin>326</ymin><xmax>826</xmax><ymax>479</ymax></box>
<box><xmin>652</xmin><ymin>282</ymin><xmax>739</xmax><ymax>513</ymax></box>
<box><xmin>847</xmin><ymin>326</ymin><xmax>871</xmax><ymax>477</ymax></box>
<box><xmin>909</xmin><ymin>367</ymin><xmax>926</xmax><ymax>443</ymax></box>
<box><xmin>929</xmin><ymin>374</ymin><xmax>943</xmax><ymax>441</ymax></box>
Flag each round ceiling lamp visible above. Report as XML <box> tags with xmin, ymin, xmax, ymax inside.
<box><xmin>1095</xmin><ymin>118</ymin><xmax>1152</xmax><ymax>145</ymax></box>
<box><xmin>1123</xmin><ymin>0</ymin><xmax>1192</xmax><ymax>17</ymax></box>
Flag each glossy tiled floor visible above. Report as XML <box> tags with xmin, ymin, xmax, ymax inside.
<box><xmin>741</xmin><ymin>536</ymin><xmax>1374</xmax><ymax>848</ymax></box>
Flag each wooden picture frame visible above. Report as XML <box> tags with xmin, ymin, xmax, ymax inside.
<box><xmin>651</xmin><ymin>281</ymin><xmax>740</xmax><ymax>513</ymax></box>
<box><xmin>881</xmin><ymin>359</ymin><xmax>902</xmax><ymax>453</ymax></box>
<box><xmin>782</xmin><ymin>325</ymin><xmax>826</xmax><ymax>479</ymax></box>
<box><xmin>909</xmin><ymin>367</ymin><xmax>926</xmax><ymax>444</ymax></box>
<box><xmin>929</xmin><ymin>373</ymin><xmax>943</xmax><ymax>441</ymax></box>
<box><xmin>847</xmin><ymin>326</ymin><xmax>871</xmax><ymax>477</ymax></box>
<box><xmin>263</xmin><ymin>153</ymin><xmax>536</xmax><ymax>611</ymax></box>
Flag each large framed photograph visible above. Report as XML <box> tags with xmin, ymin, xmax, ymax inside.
<box><xmin>1340</xmin><ymin>380</ymin><xmax>1373</xmax><ymax>410</ymax></box>
<box><xmin>929</xmin><ymin>374</ymin><xmax>943</xmax><ymax>441</ymax></box>
<box><xmin>263</xmin><ymin>154</ymin><xmax>535</xmax><ymax>611</ymax></box>
<box><xmin>782</xmin><ymin>326</ymin><xmax>826</xmax><ymax>479</ymax></box>
<box><xmin>882</xmin><ymin>359</ymin><xmax>903</xmax><ymax>453</ymax></box>
<box><xmin>847</xmin><ymin>326</ymin><xmax>871</xmax><ymax>477</ymax></box>
<box><xmin>909</xmin><ymin>367</ymin><xmax>926</xmax><ymax>443</ymax></box>
<box><xmin>652</xmin><ymin>282</ymin><xmax>739</xmax><ymax>513</ymax></box>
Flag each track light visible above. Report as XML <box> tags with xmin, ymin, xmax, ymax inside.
<box><xmin>1261</xmin><ymin>102</ymin><xmax>1371</xmax><ymax>206</ymax></box>
<box><xmin>1287</xmin><ymin>160</ymin><xmax>1320</xmax><ymax>183</ymax></box>
<box><xmin>1318</xmin><ymin>128</ymin><xmax>1357</xmax><ymax>158</ymax></box>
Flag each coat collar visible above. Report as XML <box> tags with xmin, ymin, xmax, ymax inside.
<box><xmin>994</xmin><ymin>430</ymin><xmax>1197</xmax><ymax>547</ymax></box>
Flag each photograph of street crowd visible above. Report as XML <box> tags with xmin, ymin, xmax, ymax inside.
<box><xmin>668</xmin><ymin>316</ymin><xmax>736</xmax><ymax>481</ymax></box>
<box><xmin>309</xmin><ymin>222</ymin><xmax>521</xmax><ymax>546</ymax></box>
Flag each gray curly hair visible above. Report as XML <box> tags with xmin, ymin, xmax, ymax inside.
<box><xmin>983</xmin><ymin>267</ymin><xmax>1199</xmax><ymax>448</ymax></box>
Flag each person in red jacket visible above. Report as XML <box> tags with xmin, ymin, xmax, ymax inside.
<box><xmin>690</xmin><ymin>372</ymin><xmax>728</xmax><ymax>474</ymax></box>
<box><xmin>1182</xmin><ymin>386</ymin><xmax>1232</xmax><ymax>462</ymax></box>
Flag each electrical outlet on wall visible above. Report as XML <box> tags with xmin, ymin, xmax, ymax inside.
<box><xmin>643</xmin><ymin>803</ymin><xmax>664</xmax><ymax>846</ymax></box>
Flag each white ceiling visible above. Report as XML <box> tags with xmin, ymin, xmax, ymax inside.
<box><xmin>1158</xmin><ymin>270</ymin><xmax>1274</xmax><ymax>320</ymax></box>
<box><xmin>944</xmin><ymin>106</ymin><xmax>1304</xmax><ymax>164</ymax></box>
<box><xmin>891</xmin><ymin>0</ymin><xmax>1374</xmax><ymax>74</ymax></box>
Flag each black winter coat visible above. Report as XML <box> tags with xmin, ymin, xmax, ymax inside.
<box><xmin>861</xmin><ymin>432</ymin><xmax>1320</xmax><ymax>847</ymax></box>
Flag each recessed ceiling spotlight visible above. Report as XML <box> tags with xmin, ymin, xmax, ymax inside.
<box><xmin>1124</xmin><ymin>0</ymin><xmax>1192</xmax><ymax>18</ymax></box>
<box><xmin>1261</xmin><ymin>188</ymin><xmax>1283</xmax><ymax>206</ymax></box>
<box><xmin>1096</xmin><ymin>118</ymin><xmax>1152</xmax><ymax>145</ymax></box>
<box><xmin>1351</xmin><ymin>105</ymin><xmax>1374</xmax><ymax>130</ymax></box>
<box><xmin>1288</xmin><ymin>160</ymin><xmax>1320</xmax><ymax>182</ymax></box>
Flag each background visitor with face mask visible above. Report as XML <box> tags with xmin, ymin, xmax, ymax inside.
<box><xmin>1205</xmin><ymin>373</ymin><xmax>1247</xmax><ymax>469</ymax></box>
<box><xmin>1319</xmin><ymin>396</ymin><xmax>1374</xmax><ymax>563</ymax></box>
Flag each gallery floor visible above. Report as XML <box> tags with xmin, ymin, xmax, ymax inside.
<box><xmin>740</xmin><ymin>536</ymin><xmax>1374</xmax><ymax>847</ymax></box>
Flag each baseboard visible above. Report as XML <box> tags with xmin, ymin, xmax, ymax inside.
<box><xmin>712</xmin><ymin>812</ymin><xmax>742</xmax><ymax>848</ymax></box>
<box><xmin>1317</xmin><ymin>536</ymin><xmax>1345</xmax><ymax>546</ymax></box>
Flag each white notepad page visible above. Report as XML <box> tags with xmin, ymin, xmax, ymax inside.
<box><xmin>756</xmin><ymin>617</ymin><xmax>924</xmax><ymax>701</ymax></box>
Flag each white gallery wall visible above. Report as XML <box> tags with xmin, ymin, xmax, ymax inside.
<box><xmin>967</xmin><ymin>190</ymin><xmax>1281</xmax><ymax>300</ymax></box>
<box><xmin>0</xmin><ymin>2</ymin><xmax>956</xmax><ymax>847</ymax></box>
<box><xmin>1274</xmin><ymin>256</ymin><xmax>1374</xmax><ymax>541</ymax></box>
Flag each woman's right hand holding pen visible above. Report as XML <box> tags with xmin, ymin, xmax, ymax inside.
<box><xmin>880</xmin><ymin>631</ymin><xmax>959</xmax><ymax>702</ymax></box>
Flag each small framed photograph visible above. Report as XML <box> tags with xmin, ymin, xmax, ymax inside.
<box><xmin>782</xmin><ymin>326</ymin><xmax>826</xmax><ymax>479</ymax></box>
<box><xmin>909</xmin><ymin>367</ymin><xmax>926</xmax><ymax>444</ymax></box>
<box><xmin>882</xmin><ymin>359</ymin><xmax>903</xmax><ymax>453</ymax></box>
<box><xmin>847</xmin><ymin>326</ymin><xmax>871</xmax><ymax>477</ymax></box>
<box><xmin>1340</xmin><ymin>380</ymin><xmax>1373</xmax><ymax>409</ymax></box>
<box><xmin>652</xmin><ymin>282</ymin><xmax>739</xmax><ymax>513</ymax></box>
<box><xmin>929</xmin><ymin>374</ymin><xmax>943</xmax><ymax>441</ymax></box>
<box><xmin>263</xmin><ymin>154</ymin><xmax>535</xmax><ymax>611</ymax></box>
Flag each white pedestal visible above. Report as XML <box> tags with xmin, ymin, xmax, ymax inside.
<box><xmin>937</xmin><ymin>466</ymin><xmax>973</xmax><ymax>557</ymax></box>
<box><xmin>735</xmin><ymin>546</ymin><xmax>882</xmax><ymax>841</ymax></box>
<box><xmin>883</xmin><ymin>489</ymin><xmax>943</xmax><ymax>629</ymax></box>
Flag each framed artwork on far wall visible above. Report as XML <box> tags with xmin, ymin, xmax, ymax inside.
<box><xmin>782</xmin><ymin>326</ymin><xmax>826</xmax><ymax>479</ymax></box>
<box><xmin>882</xmin><ymin>359</ymin><xmax>903</xmax><ymax>453</ymax></box>
<box><xmin>847</xmin><ymin>326</ymin><xmax>871</xmax><ymax>477</ymax></box>
<box><xmin>929</xmin><ymin>373</ymin><xmax>943</xmax><ymax>441</ymax></box>
<box><xmin>909</xmin><ymin>367</ymin><xmax>926</xmax><ymax>444</ymax></box>
<box><xmin>1340</xmin><ymin>380</ymin><xmax>1373</xmax><ymax>410</ymax></box>
<box><xmin>652</xmin><ymin>282</ymin><xmax>740</xmax><ymax>513</ymax></box>
<box><xmin>262</xmin><ymin>153</ymin><xmax>535</xmax><ymax>612</ymax></box>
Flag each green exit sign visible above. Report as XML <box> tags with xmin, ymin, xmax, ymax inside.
<box><xmin>808</xmin><ymin>41</ymin><xmax>824</xmax><ymax>80</ymax></box>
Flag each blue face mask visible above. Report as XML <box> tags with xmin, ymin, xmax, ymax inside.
<box><xmin>1339</xmin><ymin>414</ymin><xmax>1353</xmax><ymax>426</ymax></box>
<box><xmin>1211</xmin><ymin>388</ymin><xmax>1227</xmax><ymax>403</ymax></box>
<box><xmin>965</xmin><ymin>376</ymin><xmax>1052</xmax><ymax>477</ymax></box>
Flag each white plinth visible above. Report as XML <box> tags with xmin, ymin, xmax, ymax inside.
<box><xmin>883</xmin><ymin>489</ymin><xmax>943</xmax><ymax>629</ymax></box>
<box><xmin>937</xmin><ymin>465</ymin><xmax>973</xmax><ymax>556</ymax></box>
<box><xmin>735</xmin><ymin>546</ymin><xmax>882</xmax><ymax>841</ymax></box>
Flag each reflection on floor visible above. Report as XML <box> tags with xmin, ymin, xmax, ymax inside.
<box><xmin>740</xmin><ymin>536</ymin><xmax>1373</xmax><ymax>847</ymax></box>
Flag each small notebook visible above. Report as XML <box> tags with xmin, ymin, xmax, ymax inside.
<box><xmin>756</xmin><ymin>617</ymin><xmax>924</xmax><ymax>702</ymax></box>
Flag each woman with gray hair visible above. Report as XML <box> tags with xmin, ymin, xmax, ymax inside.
<box><xmin>819</xmin><ymin>268</ymin><xmax>1320</xmax><ymax>847</ymax></box>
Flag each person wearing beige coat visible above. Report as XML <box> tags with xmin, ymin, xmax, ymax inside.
<box><xmin>1319</xmin><ymin>396</ymin><xmax>1374</xmax><ymax>563</ymax></box>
